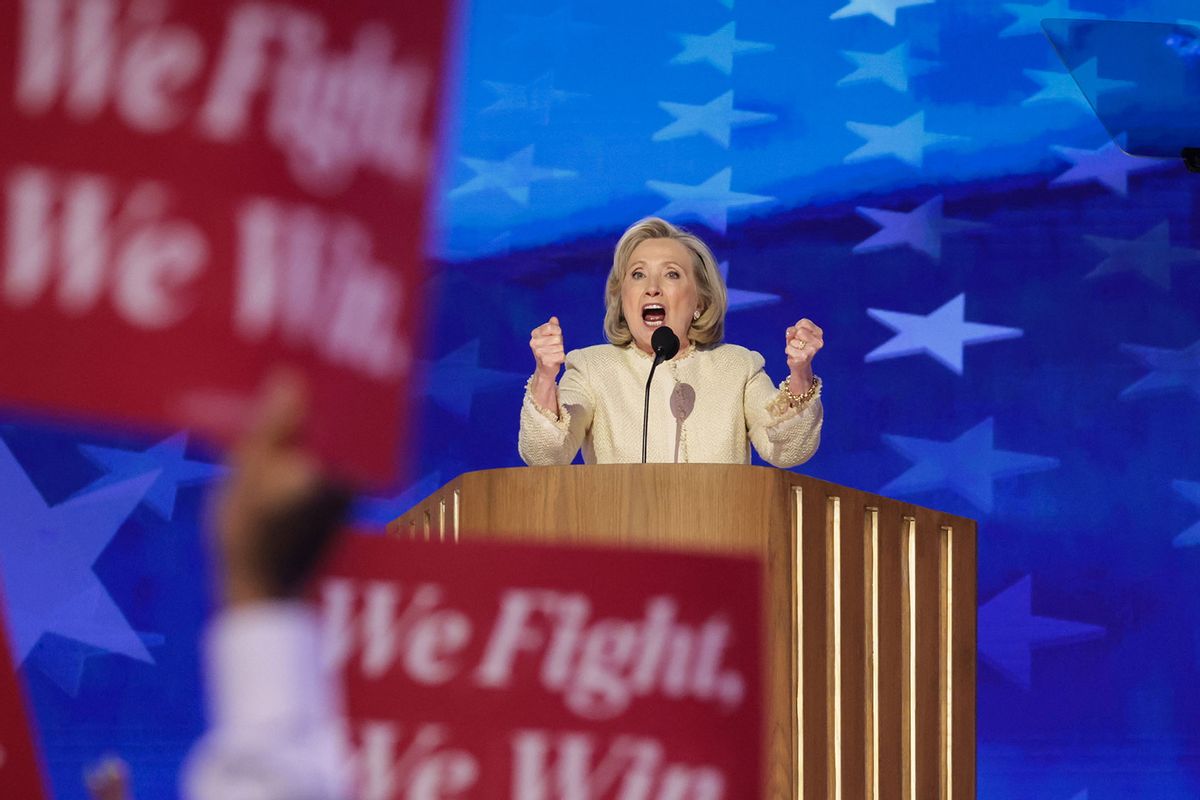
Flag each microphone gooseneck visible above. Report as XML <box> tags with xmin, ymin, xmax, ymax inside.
<box><xmin>642</xmin><ymin>327</ymin><xmax>681</xmax><ymax>463</ymax></box>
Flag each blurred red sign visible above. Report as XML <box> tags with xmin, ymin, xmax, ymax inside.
<box><xmin>0</xmin><ymin>0</ymin><xmax>452</xmax><ymax>485</ymax></box>
<box><xmin>317</xmin><ymin>536</ymin><xmax>764</xmax><ymax>799</ymax></box>
<box><xmin>0</xmin><ymin>590</ymin><xmax>47</xmax><ymax>800</ymax></box>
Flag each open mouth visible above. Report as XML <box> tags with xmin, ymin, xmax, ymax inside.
<box><xmin>642</xmin><ymin>304</ymin><xmax>666</xmax><ymax>326</ymax></box>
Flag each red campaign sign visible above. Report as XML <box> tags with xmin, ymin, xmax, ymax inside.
<box><xmin>316</xmin><ymin>535</ymin><xmax>764</xmax><ymax>799</ymax></box>
<box><xmin>0</xmin><ymin>590</ymin><xmax>48</xmax><ymax>800</ymax></box>
<box><xmin>0</xmin><ymin>0</ymin><xmax>452</xmax><ymax>485</ymax></box>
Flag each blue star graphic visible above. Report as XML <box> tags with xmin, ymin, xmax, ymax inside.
<box><xmin>882</xmin><ymin>418</ymin><xmax>1060</xmax><ymax>512</ymax></box>
<box><xmin>1084</xmin><ymin>222</ymin><xmax>1200</xmax><ymax>290</ymax></box>
<box><xmin>352</xmin><ymin>471</ymin><xmax>445</xmax><ymax>529</ymax></box>
<box><xmin>1051</xmin><ymin>140</ymin><xmax>1170</xmax><ymax>196</ymax></box>
<box><xmin>830</xmin><ymin>0</ymin><xmax>934</xmax><ymax>26</ymax></box>
<box><xmin>450</xmin><ymin>146</ymin><xmax>577</xmax><ymax>206</ymax></box>
<box><xmin>1021</xmin><ymin>68</ymin><xmax>1087</xmax><ymax>107</ymax></box>
<box><xmin>0</xmin><ymin>438</ymin><xmax>156</xmax><ymax>667</ymax></box>
<box><xmin>422</xmin><ymin>340</ymin><xmax>528</xmax><ymax>418</ymax></box>
<box><xmin>669</xmin><ymin>23</ymin><xmax>774</xmax><ymax>76</ymax></box>
<box><xmin>838</xmin><ymin>43</ymin><xmax>938</xmax><ymax>91</ymax></box>
<box><xmin>854</xmin><ymin>195</ymin><xmax>985</xmax><ymax>260</ymax></box>
<box><xmin>719</xmin><ymin>261</ymin><xmax>781</xmax><ymax>313</ymax></box>
<box><xmin>1171</xmin><ymin>480</ymin><xmax>1200</xmax><ymax>547</ymax></box>
<box><xmin>845</xmin><ymin>112</ymin><xmax>964</xmax><ymax>168</ymax></box>
<box><xmin>481</xmin><ymin>72</ymin><xmax>583</xmax><ymax>125</ymax></box>
<box><xmin>27</xmin><ymin>635</ymin><xmax>109</xmax><ymax>696</ymax></box>
<box><xmin>1119</xmin><ymin>339</ymin><xmax>1200</xmax><ymax>401</ymax></box>
<box><xmin>978</xmin><ymin>575</ymin><xmax>1104</xmax><ymax>688</ymax></box>
<box><xmin>1022</xmin><ymin>59</ymin><xmax>1135</xmax><ymax>108</ymax></box>
<box><xmin>646</xmin><ymin>168</ymin><xmax>773</xmax><ymax>234</ymax></box>
<box><xmin>28</xmin><ymin>630</ymin><xmax>163</xmax><ymax>696</ymax></box>
<box><xmin>77</xmin><ymin>432</ymin><xmax>226</xmax><ymax>520</ymax></box>
<box><xmin>653</xmin><ymin>91</ymin><xmax>775</xmax><ymax>149</ymax></box>
<box><xmin>999</xmin><ymin>0</ymin><xmax>1104</xmax><ymax>38</ymax></box>
<box><xmin>866</xmin><ymin>293</ymin><xmax>1023</xmax><ymax>374</ymax></box>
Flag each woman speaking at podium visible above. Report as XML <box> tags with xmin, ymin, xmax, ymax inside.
<box><xmin>519</xmin><ymin>217</ymin><xmax>823</xmax><ymax>467</ymax></box>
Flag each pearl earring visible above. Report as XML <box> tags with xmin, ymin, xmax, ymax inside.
<box><xmin>693</xmin><ymin>309</ymin><xmax>701</xmax><ymax>321</ymax></box>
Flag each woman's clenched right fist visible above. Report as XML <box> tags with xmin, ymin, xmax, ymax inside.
<box><xmin>530</xmin><ymin>316</ymin><xmax>565</xmax><ymax>379</ymax></box>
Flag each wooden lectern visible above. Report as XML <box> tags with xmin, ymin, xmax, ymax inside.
<box><xmin>389</xmin><ymin>465</ymin><xmax>976</xmax><ymax>799</ymax></box>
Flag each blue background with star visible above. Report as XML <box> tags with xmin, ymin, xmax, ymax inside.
<box><xmin>3</xmin><ymin>0</ymin><xmax>1200</xmax><ymax>798</ymax></box>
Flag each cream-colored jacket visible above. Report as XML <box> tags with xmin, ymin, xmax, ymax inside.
<box><xmin>519</xmin><ymin>343</ymin><xmax>822</xmax><ymax>467</ymax></box>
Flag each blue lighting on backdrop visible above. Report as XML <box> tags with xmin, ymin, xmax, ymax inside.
<box><xmin>3</xmin><ymin>0</ymin><xmax>1200</xmax><ymax>797</ymax></box>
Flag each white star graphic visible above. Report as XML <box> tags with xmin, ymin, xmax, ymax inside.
<box><xmin>450</xmin><ymin>146</ymin><xmax>577</xmax><ymax>205</ymax></box>
<box><xmin>653</xmin><ymin>91</ymin><xmax>775</xmax><ymax>148</ymax></box>
<box><xmin>1000</xmin><ymin>0</ymin><xmax>1104</xmax><ymax>38</ymax></box>
<box><xmin>1022</xmin><ymin>59</ymin><xmax>1135</xmax><ymax>108</ymax></box>
<box><xmin>1084</xmin><ymin>222</ymin><xmax>1200</xmax><ymax>289</ymax></box>
<box><xmin>646</xmin><ymin>168</ymin><xmax>773</xmax><ymax>234</ymax></box>
<box><xmin>838</xmin><ymin>43</ymin><xmax>938</xmax><ymax>92</ymax></box>
<box><xmin>481</xmin><ymin>72</ymin><xmax>583</xmax><ymax>124</ymax></box>
<box><xmin>1051</xmin><ymin>140</ymin><xmax>1170</xmax><ymax>196</ymax></box>
<box><xmin>669</xmin><ymin>22</ymin><xmax>774</xmax><ymax>76</ymax></box>
<box><xmin>866</xmin><ymin>294</ymin><xmax>1023</xmax><ymax>374</ymax></box>
<box><xmin>845</xmin><ymin>111</ymin><xmax>965</xmax><ymax>167</ymax></box>
<box><xmin>830</xmin><ymin>0</ymin><xmax>935</xmax><ymax>26</ymax></box>
<box><xmin>854</xmin><ymin>195</ymin><xmax>986</xmax><ymax>260</ymax></box>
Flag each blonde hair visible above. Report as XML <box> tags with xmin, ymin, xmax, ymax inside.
<box><xmin>602</xmin><ymin>217</ymin><xmax>727</xmax><ymax>347</ymax></box>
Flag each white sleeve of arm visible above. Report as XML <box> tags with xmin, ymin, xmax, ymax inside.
<box><xmin>518</xmin><ymin>351</ymin><xmax>595</xmax><ymax>465</ymax></box>
<box><xmin>745</xmin><ymin>361</ymin><xmax>823</xmax><ymax>469</ymax></box>
<box><xmin>181</xmin><ymin>603</ymin><xmax>353</xmax><ymax>800</ymax></box>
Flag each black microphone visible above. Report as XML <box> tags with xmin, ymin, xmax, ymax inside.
<box><xmin>651</xmin><ymin>326</ymin><xmax>681</xmax><ymax>363</ymax></box>
<box><xmin>642</xmin><ymin>326</ymin><xmax>681</xmax><ymax>463</ymax></box>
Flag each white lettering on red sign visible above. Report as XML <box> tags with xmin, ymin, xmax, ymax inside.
<box><xmin>17</xmin><ymin>0</ymin><xmax>203</xmax><ymax>130</ymax></box>
<box><xmin>475</xmin><ymin>590</ymin><xmax>746</xmax><ymax>720</ymax></box>
<box><xmin>319</xmin><ymin>580</ymin><xmax>747</xmax><ymax>721</ymax></box>
<box><xmin>322</xmin><ymin>579</ymin><xmax>472</xmax><ymax>683</ymax></box>
<box><xmin>355</xmin><ymin>722</ymin><xmax>479</xmax><ymax>800</ymax></box>
<box><xmin>511</xmin><ymin>730</ymin><xmax>725</xmax><ymax>800</ymax></box>
<box><xmin>202</xmin><ymin>6</ymin><xmax>432</xmax><ymax>193</ymax></box>
<box><xmin>235</xmin><ymin>198</ymin><xmax>410</xmax><ymax>377</ymax></box>
<box><xmin>15</xmin><ymin>0</ymin><xmax>432</xmax><ymax>193</ymax></box>
<box><xmin>4</xmin><ymin>166</ymin><xmax>206</xmax><ymax>328</ymax></box>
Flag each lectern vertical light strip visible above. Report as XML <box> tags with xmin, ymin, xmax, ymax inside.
<box><xmin>438</xmin><ymin>498</ymin><xmax>446</xmax><ymax>542</ymax></box>
<box><xmin>423</xmin><ymin>509</ymin><xmax>431</xmax><ymax>541</ymax></box>
<box><xmin>941</xmin><ymin>525</ymin><xmax>954</xmax><ymax>799</ymax></box>
<box><xmin>827</xmin><ymin>496</ymin><xmax>843</xmax><ymax>800</ymax></box>
<box><xmin>901</xmin><ymin>516</ymin><xmax>916</xmax><ymax>800</ymax></box>
<box><xmin>793</xmin><ymin>485</ymin><xmax>804</xmax><ymax>798</ymax></box>
<box><xmin>452</xmin><ymin>489</ymin><xmax>461</xmax><ymax>543</ymax></box>
<box><xmin>865</xmin><ymin>508</ymin><xmax>880</xmax><ymax>800</ymax></box>
<box><xmin>902</xmin><ymin>520</ymin><xmax>912</xmax><ymax>800</ymax></box>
